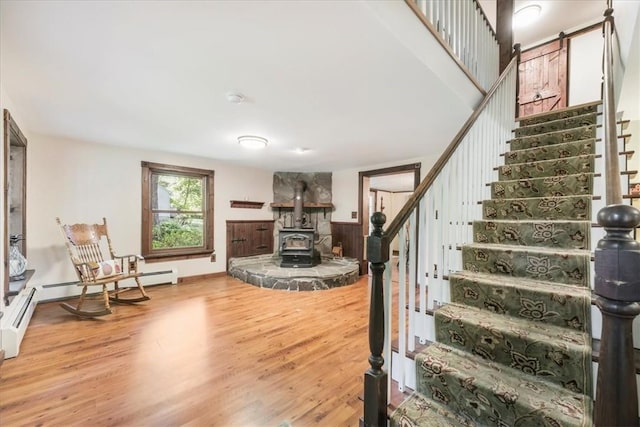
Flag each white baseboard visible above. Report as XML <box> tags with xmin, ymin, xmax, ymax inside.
<box><xmin>1</xmin><ymin>286</ymin><xmax>40</xmax><ymax>358</ymax></box>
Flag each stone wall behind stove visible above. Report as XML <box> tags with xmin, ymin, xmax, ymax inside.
<box><xmin>273</xmin><ymin>172</ymin><xmax>332</xmax><ymax>255</ymax></box>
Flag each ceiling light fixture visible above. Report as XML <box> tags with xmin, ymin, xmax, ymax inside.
<box><xmin>513</xmin><ymin>4</ymin><xmax>542</xmax><ymax>29</ymax></box>
<box><xmin>238</xmin><ymin>135</ymin><xmax>268</xmax><ymax>149</ymax></box>
<box><xmin>226</xmin><ymin>93</ymin><xmax>245</xmax><ymax>104</ymax></box>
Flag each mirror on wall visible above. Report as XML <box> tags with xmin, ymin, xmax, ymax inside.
<box><xmin>3</xmin><ymin>109</ymin><xmax>28</xmax><ymax>305</ymax></box>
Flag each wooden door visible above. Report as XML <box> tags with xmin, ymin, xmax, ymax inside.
<box><xmin>518</xmin><ymin>38</ymin><xmax>568</xmax><ymax>117</ymax></box>
<box><xmin>226</xmin><ymin>220</ymin><xmax>274</xmax><ymax>269</ymax></box>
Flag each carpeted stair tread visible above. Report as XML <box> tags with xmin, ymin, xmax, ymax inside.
<box><xmin>491</xmin><ymin>172</ymin><xmax>593</xmax><ymax>199</ymax></box>
<box><xmin>483</xmin><ymin>195</ymin><xmax>591</xmax><ymax>220</ymax></box>
<box><xmin>473</xmin><ymin>219</ymin><xmax>590</xmax><ymax>249</ymax></box>
<box><xmin>462</xmin><ymin>243</ymin><xmax>590</xmax><ymax>286</ymax></box>
<box><xmin>514</xmin><ymin>112</ymin><xmax>598</xmax><ymax>137</ymax></box>
<box><xmin>518</xmin><ymin>101</ymin><xmax>600</xmax><ymax>127</ymax></box>
<box><xmin>499</xmin><ymin>154</ymin><xmax>595</xmax><ymax>180</ymax></box>
<box><xmin>390</xmin><ymin>391</ymin><xmax>475</xmax><ymax>427</ymax></box>
<box><xmin>449</xmin><ymin>270</ymin><xmax>591</xmax><ymax>332</ymax></box>
<box><xmin>435</xmin><ymin>303</ymin><xmax>592</xmax><ymax>396</ymax></box>
<box><xmin>413</xmin><ymin>341</ymin><xmax>593</xmax><ymax>427</ymax></box>
<box><xmin>505</xmin><ymin>138</ymin><xmax>596</xmax><ymax>164</ymax></box>
<box><xmin>509</xmin><ymin>125</ymin><xmax>596</xmax><ymax>151</ymax></box>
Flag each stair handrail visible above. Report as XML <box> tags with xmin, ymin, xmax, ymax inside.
<box><xmin>361</xmin><ymin>52</ymin><xmax>519</xmax><ymax>427</ymax></box>
<box><xmin>405</xmin><ymin>0</ymin><xmax>499</xmax><ymax>92</ymax></box>
<box><xmin>593</xmin><ymin>6</ymin><xmax>640</xmax><ymax>427</ymax></box>
<box><xmin>383</xmin><ymin>54</ymin><xmax>518</xmax><ymax>243</ymax></box>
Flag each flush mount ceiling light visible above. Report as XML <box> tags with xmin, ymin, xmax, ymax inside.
<box><xmin>513</xmin><ymin>4</ymin><xmax>542</xmax><ymax>29</ymax></box>
<box><xmin>226</xmin><ymin>92</ymin><xmax>245</xmax><ymax>104</ymax></box>
<box><xmin>237</xmin><ymin>135</ymin><xmax>268</xmax><ymax>149</ymax></box>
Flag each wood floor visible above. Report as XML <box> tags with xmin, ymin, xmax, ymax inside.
<box><xmin>0</xmin><ymin>275</ymin><xmax>373</xmax><ymax>427</ymax></box>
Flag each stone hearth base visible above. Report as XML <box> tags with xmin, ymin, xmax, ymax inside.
<box><xmin>228</xmin><ymin>254</ymin><xmax>360</xmax><ymax>291</ymax></box>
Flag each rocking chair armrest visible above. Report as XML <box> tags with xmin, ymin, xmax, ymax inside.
<box><xmin>112</xmin><ymin>254</ymin><xmax>144</xmax><ymax>274</ymax></box>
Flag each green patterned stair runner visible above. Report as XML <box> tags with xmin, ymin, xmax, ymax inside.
<box><xmin>509</xmin><ymin>124</ymin><xmax>596</xmax><ymax>151</ymax></box>
<box><xmin>391</xmin><ymin>103</ymin><xmax>598</xmax><ymax>426</ymax></box>
<box><xmin>491</xmin><ymin>172</ymin><xmax>593</xmax><ymax>199</ymax></box>
<box><xmin>435</xmin><ymin>302</ymin><xmax>592</xmax><ymax>395</ymax></box>
<box><xmin>514</xmin><ymin>112</ymin><xmax>597</xmax><ymax>137</ymax></box>
<box><xmin>483</xmin><ymin>195</ymin><xmax>591</xmax><ymax>220</ymax></box>
<box><xmin>499</xmin><ymin>154</ymin><xmax>595</xmax><ymax>180</ymax></box>
<box><xmin>393</xmin><ymin>342</ymin><xmax>593</xmax><ymax>427</ymax></box>
<box><xmin>449</xmin><ymin>271</ymin><xmax>591</xmax><ymax>332</ymax></box>
<box><xmin>473</xmin><ymin>220</ymin><xmax>590</xmax><ymax>249</ymax></box>
<box><xmin>505</xmin><ymin>138</ymin><xmax>596</xmax><ymax>164</ymax></box>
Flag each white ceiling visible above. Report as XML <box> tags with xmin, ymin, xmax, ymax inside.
<box><xmin>0</xmin><ymin>0</ymin><xmax>607</xmax><ymax>176</ymax></box>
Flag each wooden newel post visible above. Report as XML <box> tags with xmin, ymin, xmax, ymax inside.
<box><xmin>362</xmin><ymin>212</ymin><xmax>389</xmax><ymax>427</ymax></box>
<box><xmin>594</xmin><ymin>204</ymin><xmax>640</xmax><ymax>427</ymax></box>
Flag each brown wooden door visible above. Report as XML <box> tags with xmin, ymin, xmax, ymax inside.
<box><xmin>226</xmin><ymin>220</ymin><xmax>274</xmax><ymax>269</ymax></box>
<box><xmin>518</xmin><ymin>38</ymin><xmax>568</xmax><ymax>117</ymax></box>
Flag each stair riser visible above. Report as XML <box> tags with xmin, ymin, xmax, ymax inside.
<box><xmin>483</xmin><ymin>196</ymin><xmax>591</xmax><ymax>221</ymax></box>
<box><xmin>510</xmin><ymin>125</ymin><xmax>596</xmax><ymax>151</ymax></box>
<box><xmin>473</xmin><ymin>220</ymin><xmax>590</xmax><ymax>250</ymax></box>
<box><xmin>434</xmin><ymin>309</ymin><xmax>592</xmax><ymax>396</ymax></box>
<box><xmin>499</xmin><ymin>155</ymin><xmax>595</xmax><ymax>180</ymax></box>
<box><xmin>515</xmin><ymin>113</ymin><xmax>597</xmax><ymax>137</ymax></box>
<box><xmin>505</xmin><ymin>139</ymin><xmax>596</xmax><ymax>165</ymax></box>
<box><xmin>518</xmin><ymin>103</ymin><xmax>599</xmax><ymax>127</ymax></box>
<box><xmin>491</xmin><ymin>173</ymin><xmax>593</xmax><ymax>199</ymax></box>
<box><xmin>462</xmin><ymin>246</ymin><xmax>590</xmax><ymax>287</ymax></box>
<box><xmin>449</xmin><ymin>275</ymin><xmax>591</xmax><ymax>332</ymax></box>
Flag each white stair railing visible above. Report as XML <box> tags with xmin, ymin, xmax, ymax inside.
<box><xmin>362</xmin><ymin>56</ymin><xmax>517</xmax><ymax>420</ymax></box>
<box><xmin>406</xmin><ymin>0</ymin><xmax>499</xmax><ymax>91</ymax></box>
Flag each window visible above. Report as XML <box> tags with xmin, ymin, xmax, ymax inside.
<box><xmin>141</xmin><ymin>162</ymin><xmax>214</xmax><ymax>261</ymax></box>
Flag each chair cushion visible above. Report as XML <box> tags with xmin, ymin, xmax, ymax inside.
<box><xmin>91</xmin><ymin>260</ymin><xmax>122</xmax><ymax>279</ymax></box>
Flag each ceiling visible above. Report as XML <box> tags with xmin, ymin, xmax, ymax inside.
<box><xmin>1</xmin><ymin>0</ymin><xmax>606</xmax><ymax>176</ymax></box>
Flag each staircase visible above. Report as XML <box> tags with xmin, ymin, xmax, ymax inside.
<box><xmin>390</xmin><ymin>103</ymin><xmax>600</xmax><ymax>426</ymax></box>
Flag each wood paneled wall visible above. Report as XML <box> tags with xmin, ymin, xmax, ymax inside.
<box><xmin>331</xmin><ymin>221</ymin><xmax>365</xmax><ymax>274</ymax></box>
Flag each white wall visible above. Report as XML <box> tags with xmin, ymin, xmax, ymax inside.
<box><xmin>332</xmin><ymin>155</ymin><xmax>438</xmax><ymax>223</ymax></box>
<box><xmin>569</xmin><ymin>29</ymin><xmax>603</xmax><ymax>106</ymax></box>
<box><xmin>25</xmin><ymin>134</ymin><xmax>274</xmax><ymax>294</ymax></box>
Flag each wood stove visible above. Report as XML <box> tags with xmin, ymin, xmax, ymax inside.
<box><xmin>279</xmin><ymin>228</ymin><xmax>317</xmax><ymax>268</ymax></box>
<box><xmin>279</xmin><ymin>179</ymin><xmax>319</xmax><ymax>268</ymax></box>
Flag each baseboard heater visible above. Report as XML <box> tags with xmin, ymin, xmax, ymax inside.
<box><xmin>1</xmin><ymin>286</ymin><xmax>40</xmax><ymax>358</ymax></box>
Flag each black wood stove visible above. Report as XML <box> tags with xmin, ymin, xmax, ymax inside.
<box><xmin>279</xmin><ymin>180</ymin><xmax>319</xmax><ymax>268</ymax></box>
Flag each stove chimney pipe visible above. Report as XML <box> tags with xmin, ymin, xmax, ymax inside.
<box><xmin>293</xmin><ymin>180</ymin><xmax>307</xmax><ymax>228</ymax></box>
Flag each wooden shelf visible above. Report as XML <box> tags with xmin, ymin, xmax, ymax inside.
<box><xmin>269</xmin><ymin>202</ymin><xmax>334</xmax><ymax>209</ymax></box>
<box><xmin>230</xmin><ymin>200</ymin><xmax>264</xmax><ymax>209</ymax></box>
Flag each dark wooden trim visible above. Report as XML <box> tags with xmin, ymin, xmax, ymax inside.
<box><xmin>496</xmin><ymin>0</ymin><xmax>514</xmax><ymax>73</ymax></box>
<box><xmin>521</xmin><ymin>21</ymin><xmax>602</xmax><ymax>52</ymax></box>
<box><xmin>403</xmin><ymin>0</ymin><xmax>487</xmax><ymax>95</ymax></box>
<box><xmin>178</xmin><ymin>271</ymin><xmax>227</xmax><ymax>284</ymax></box>
<box><xmin>229</xmin><ymin>200</ymin><xmax>264</xmax><ymax>209</ymax></box>
<box><xmin>3</xmin><ymin>109</ymin><xmax>28</xmax><ymax>306</ymax></box>
<box><xmin>140</xmin><ymin>161</ymin><xmax>215</xmax><ymax>259</ymax></box>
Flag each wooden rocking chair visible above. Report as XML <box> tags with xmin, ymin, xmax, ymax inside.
<box><xmin>56</xmin><ymin>217</ymin><xmax>150</xmax><ymax>317</ymax></box>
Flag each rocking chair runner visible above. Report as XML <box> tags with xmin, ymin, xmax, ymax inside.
<box><xmin>56</xmin><ymin>217</ymin><xmax>150</xmax><ymax>317</ymax></box>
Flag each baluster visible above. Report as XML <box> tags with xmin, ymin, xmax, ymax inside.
<box><xmin>362</xmin><ymin>212</ymin><xmax>388</xmax><ymax>427</ymax></box>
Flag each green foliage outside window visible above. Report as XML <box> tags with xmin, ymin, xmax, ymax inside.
<box><xmin>152</xmin><ymin>174</ymin><xmax>205</xmax><ymax>249</ymax></box>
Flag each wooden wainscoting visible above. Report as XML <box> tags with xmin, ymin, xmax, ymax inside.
<box><xmin>331</xmin><ymin>221</ymin><xmax>365</xmax><ymax>274</ymax></box>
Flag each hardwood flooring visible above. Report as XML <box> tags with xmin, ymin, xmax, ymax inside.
<box><xmin>0</xmin><ymin>275</ymin><xmax>373</xmax><ymax>427</ymax></box>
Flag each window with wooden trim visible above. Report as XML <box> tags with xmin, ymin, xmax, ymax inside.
<box><xmin>141</xmin><ymin>162</ymin><xmax>214</xmax><ymax>261</ymax></box>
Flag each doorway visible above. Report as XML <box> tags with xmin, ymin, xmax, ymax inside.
<box><xmin>358</xmin><ymin>163</ymin><xmax>420</xmax><ymax>273</ymax></box>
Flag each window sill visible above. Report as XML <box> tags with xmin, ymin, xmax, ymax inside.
<box><xmin>143</xmin><ymin>251</ymin><xmax>214</xmax><ymax>263</ymax></box>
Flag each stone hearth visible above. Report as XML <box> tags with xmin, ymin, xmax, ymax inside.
<box><xmin>228</xmin><ymin>254</ymin><xmax>360</xmax><ymax>291</ymax></box>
